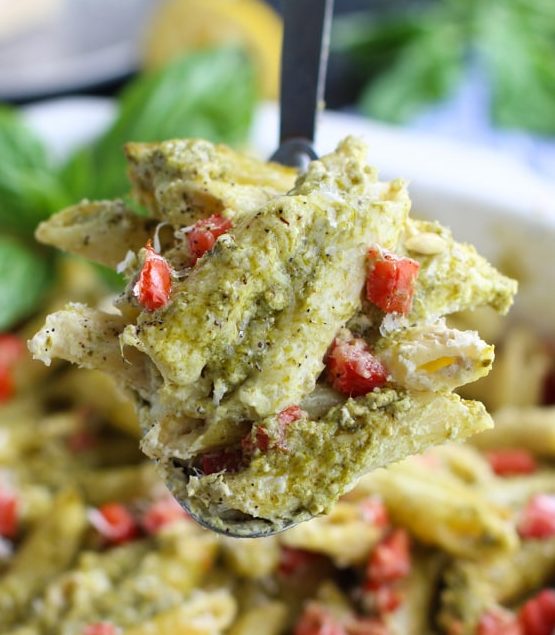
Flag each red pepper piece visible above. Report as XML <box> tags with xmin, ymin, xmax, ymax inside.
<box><xmin>294</xmin><ymin>603</ymin><xmax>347</xmax><ymax>635</ymax></box>
<box><xmin>0</xmin><ymin>490</ymin><xmax>18</xmax><ymax>538</ymax></box>
<box><xmin>83</xmin><ymin>623</ymin><xmax>119</xmax><ymax>635</ymax></box>
<box><xmin>518</xmin><ymin>495</ymin><xmax>555</xmax><ymax>539</ymax></box>
<box><xmin>366</xmin><ymin>248</ymin><xmax>420</xmax><ymax>315</ymax></box>
<box><xmin>519</xmin><ymin>590</ymin><xmax>555</xmax><ymax>635</ymax></box>
<box><xmin>477</xmin><ymin>608</ymin><xmax>522</xmax><ymax>635</ymax></box>
<box><xmin>278</xmin><ymin>547</ymin><xmax>321</xmax><ymax>577</ymax></box>
<box><xmin>360</xmin><ymin>497</ymin><xmax>389</xmax><ymax>528</ymax></box>
<box><xmin>486</xmin><ymin>449</ymin><xmax>537</xmax><ymax>476</ymax></box>
<box><xmin>200</xmin><ymin>448</ymin><xmax>243</xmax><ymax>475</ymax></box>
<box><xmin>326</xmin><ymin>335</ymin><xmax>387</xmax><ymax>397</ymax></box>
<box><xmin>89</xmin><ymin>503</ymin><xmax>138</xmax><ymax>545</ymax></box>
<box><xmin>187</xmin><ymin>214</ymin><xmax>233</xmax><ymax>263</ymax></box>
<box><xmin>142</xmin><ymin>497</ymin><xmax>189</xmax><ymax>534</ymax></box>
<box><xmin>367</xmin><ymin>529</ymin><xmax>411</xmax><ymax>585</ymax></box>
<box><xmin>134</xmin><ymin>240</ymin><xmax>172</xmax><ymax>311</ymax></box>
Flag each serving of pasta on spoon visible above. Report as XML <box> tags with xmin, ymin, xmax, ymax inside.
<box><xmin>29</xmin><ymin>0</ymin><xmax>517</xmax><ymax>537</ymax></box>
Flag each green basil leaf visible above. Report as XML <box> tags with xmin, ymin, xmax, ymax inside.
<box><xmin>332</xmin><ymin>12</ymin><xmax>428</xmax><ymax>65</ymax></box>
<box><xmin>0</xmin><ymin>107</ymin><xmax>70</xmax><ymax>237</ymax></box>
<box><xmin>62</xmin><ymin>46</ymin><xmax>256</xmax><ymax>202</ymax></box>
<box><xmin>358</xmin><ymin>19</ymin><xmax>465</xmax><ymax>123</ymax></box>
<box><xmin>479</xmin><ymin>2</ymin><xmax>555</xmax><ymax>135</ymax></box>
<box><xmin>0</xmin><ymin>236</ymin><xmax>53</xmax><ymax>330</ymax></box>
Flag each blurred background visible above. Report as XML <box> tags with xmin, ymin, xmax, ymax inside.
<box><xmin>0</xmin><ymin>0</ymin><xmax>554</xmax><ymax>332</ymax></box>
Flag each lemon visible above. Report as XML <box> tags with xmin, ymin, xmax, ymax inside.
<box><xmin>143</xmin><ymin>0</ymin><xmax>282</xmax><ymax>99</ymax></box>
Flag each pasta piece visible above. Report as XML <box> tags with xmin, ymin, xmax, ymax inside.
<box><xmin>403</xmin><ymin>219</ymin><xmax>517</xmax><ymax>321</ymax></box>
<box><xmin>484</xmin><ymin>471</ymin><xmax>555</xmax><ymax>510</ymax></box>
<box><xmin>125</xmin><ymin>138</ymin><xmax>297</xmax><ymax>223</ymax></box>
<box><xmin>17</xmin><ymin>485</ymin><xmax>52</xmax><ymax>528</ymax></box>
<box><xmin>172</xmin><ymin>390</ymin><xmax>493</xmax><ymax>535</ymax></box>
<box><xmin>221</xmin><ymin>536</ymin><xmax>280</xmax><ymax>579</ymax></box>
<box><xmin>52</xmin><ymin>368</ymin><xmax>140</xmax><ymax>437</ymax></box>
<box><xmin>386</xmin><ymin>551</ymin><xmax>442</xmax><ymax>635</ymax></box>
<box><xmin>0</xmin><ymin>489</ymin><xmax>87</xmax><ymax>630</ymax></box>
<box><xmin>228</xmin><ymin>601</ymin><xmax>288</xmax><ymax>635</ymax></box>
<box><xmin>123</xmin><ymin>589</ymin><xmax>237</xmax><ymax>635</ymax></box>
<box><xmin>29</xmin><ymin>304</ymin><xmax>159</xmax><ymax>400</ymax></box>
<box><xmin>460</xmin><ymin>326</ymin><xmax>550</xmax><ymax>410</ymax></box>
<box><xmin>35</xmin><ymin>200</ymin><xmax>158</xmax><ymax>268</ymax></box>
<box><xmin>424</xmin><ymin>443</ymin><xmax>493</xmax><ymax>484</ymax></box>
<box><xmin>76</xmin><ymin>464</ymin><xmax>160</xmax><ymax>506</ymax></box>
<box><xmin>439</xmin><ymin>537</ymin><xmax>555</xmax><ymax>634</ymax></box>
<box><xmin>376</xmin><ymin>319</ymin><xmax>494</xmax><ymax>392</ymax></box>
<box><xmin>355</xmin><ymin>460</ymin><xmax>516</xmax><ymax>559</ymax></box>
<box><xmin>34</xmin><ymin>541</ymin><xmax>151</xmax><ymax>630</ymax></box>
<box><xmin>472</xmin><ymin>405</ymin><xmax>555</xmax><ymax>456</ymax></box>
<box><xmin>280</xmin><ymin>501</ymin><xmax>383</xmax><ymax>567</ymax></box>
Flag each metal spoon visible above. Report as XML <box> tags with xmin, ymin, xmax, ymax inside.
<box><xmin>175</xmin><ymin>0</ymin><xmax>335</xmax><ymax>538</ymax></box>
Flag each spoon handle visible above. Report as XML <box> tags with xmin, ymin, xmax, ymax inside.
<box><xmin>278</xmin><ymin>0</ymin><xmax>334</xmax><ymax>147</ymax></box>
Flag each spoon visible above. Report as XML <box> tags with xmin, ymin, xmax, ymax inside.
<box><xmin>174</xmin><ymin>0</ymin><xmax>335</xmax><ymax>537</ymax></box>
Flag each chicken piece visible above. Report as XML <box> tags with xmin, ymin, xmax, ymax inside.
<box><xmin>125</xmin><ymin>138</ymin><xmax>297</xmax><ymax>223</ymax></box>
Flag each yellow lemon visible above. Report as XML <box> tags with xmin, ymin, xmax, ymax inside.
<box><xmin>143</xmin><ymin>0</ymin><xmax>282</xmax><ymax>99</ymax></box>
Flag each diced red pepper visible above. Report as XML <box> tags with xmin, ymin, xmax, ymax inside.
<box><xmin>279</xmin><ymin>546</ymin><xmax>321</xmax><ymax>577</ymax></box>
<box><xmin>367</xmin><ymin>529</ymin><xmax>411</xmax><ymax>585</ymax></box>
<box><xmin>294</xmin><ymin>603</ymin><xmax>347</xmax><ymax>635</ymax></box>
<box><xmin>326</xmin><ymin>334</ymin><xmax>388</xmax><ymax>397</ymax></box>
<box><xmin>83</xmin><ymin>623</ymin><xmax>119</xmax><ymax>635</ymax></box>
<box><xmin>241</xmin><ymin>426</ymin><xmax>271</xmax><ymax>453</ymax></box>
<box><xmin>187</xmin><ymin>214</ymin><xmax>233</xmax><ymax>263</ymax></box>
<box><xmin>366</xmin><ymin>248</ymin><xmax>420</xmax><ymax>315</ymax></box>
<box><xmin>89</xmin><ymin>503</ymin><xmax>138</xmax><ymax>545</ymax></box>
<box><xmin>133</xmin><ymin>241</ymin><xmax>172</xmax><ymax>311</ymax></box>
<box><xmin>242</xmin><ymin>405</ymin><xmax>305</xmax><ymax>454</ymax></box>
<box><xmin>0</xmin><ymin>367</ymin><xmax>14</xmax><ymax>403</ymax></box>
<box><xmin>518</xmin><ymin>495</ymin><xmax>555</xmax><ymax>539</ymax></box>
<box><xmin>360</xmin><ymin>498</ymin><xmax>389</xmax><ymax>528</ymax></box>
<box><xmin>278</xmin><ymin>405</ymin><xmax>304</xmax><ymax>426</ymax></box>
<box><xmin>519</xmin><ymin>589</ymin><xmax>555</xmax><ymax>635</ymax></box>
<box><xmin>200</xmin><ymin>448</ymin><xmax>243</xmax><ymax>475</ymax></box>
<box><xmin>486</xmin><ymin>449</ymin><xmax>537</xmax><ymax>477</ymax></box>
<box><xmin>142</xmin><ymin>497</ymin><xmax>188</xmax><ymax>534</ymax></box>
<box><xmin>0</xmin><ymin>334</ymin><xmax>25</xmax><ymax>368</ymax></box>
<box><xmin>0</xmin><ymin>334</ymin><xmax>25</xmax><ymax>403</ymax></box>
<box><xmin>0</xmin><ymin>490</ymin><xmax>18</xmax><ymax>538</ymax></box>
<box><xmin>477</xmin><ymin>608</ymin><xmax>522</xmax><ymax>635</ymax></box>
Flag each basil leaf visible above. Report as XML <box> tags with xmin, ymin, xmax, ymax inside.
<box><xmin>0</xmin><ymin>236</ymin><xmax>53</xmax><ymax>330</ymax></box>
<box><xmin>0</xmin><ymin>107</ymin><xmax>69</xmax><ymax>237</ymax></box>
<box><xmin>479</xmin><ymin>2</ymin><xmax>555</xmax><ymax>135</ymax></box>
<box><xmin>359</xmin><ymin>19</ymin><xmax>465</xmax><ymax>123</ymax></box>
<box><xmin>62</xmin><ymin>47</ymin><xmax>256</xmax><ymax>202</ymax></box>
